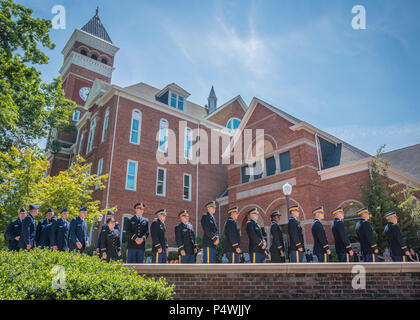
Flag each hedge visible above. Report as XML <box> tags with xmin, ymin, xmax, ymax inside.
<box><xmin>0</xmin><ymin>248</ymin><xmax>174</xmax><ymax>300</ymax></box>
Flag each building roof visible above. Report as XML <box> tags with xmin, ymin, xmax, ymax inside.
<box><xmin>81</xmin><ymin>9</ymin><xmax>113</xmax><ymax>44</ymax></box>
<box><xmin>382</xmin><ymin>144</ymin><xmax>420</xmax><ymax>180</ymax></box>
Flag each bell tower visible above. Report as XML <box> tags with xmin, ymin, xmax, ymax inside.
<box><xmin>48</xmin><ymin>8</ymin><xmax>119</xmax><ymax>176</ymax></box>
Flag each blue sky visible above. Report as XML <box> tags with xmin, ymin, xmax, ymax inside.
<box><xmin>20</xmin><ymin>0</ymin><xmax>420</xmax><ymax>155</ymax></box>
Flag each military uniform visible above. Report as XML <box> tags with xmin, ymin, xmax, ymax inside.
<box><xmin>100</xmin><ymin>227</ymin><xmax>121</xmax><ymax>262</ymax></box>
<box><xmin>311</xmin><ymin>209</ymin><xmax>330</xmax><ymax>263</ymax></box>
<box><xmin>18</xmin><ymin>204</ymin><xmax>39</xmax><ymax>250</ymax></box>
<box><xmin>69</xmin><ymin>208</ymin><xmax>89</xmax><ymax>253</ymax></box>
<box><xmin>355</xmin><ymin>208</ymin><xmax>378</xmax><ymax>262</ymax></box>
<box><xmin>245</xmin><ymin>208</ymin><xmax>265</xmax><ymax>263</ymax></box>
<box><xmin>151</xmin><ymin>209</ymin><xmax>168</xmax><ymax>264</ymax></box>
<box><xmin>201</xmin><ymin>201</ymin><xmax>219</xmax><ymax>264</ymax></box>
<box><xmin>331</xmin><ymin>207</ymin><xmax>352</xmax><ymax>262</ymax></box>
<box><xmin>127</xmin><ymin>203</ymin><xmax>149</xmax><ymax>263</ymax></box>
<box><xmin>175</xmin><ymin>210</ymin><xmax>197</xmax><ymax>264</ymax></box>
<box><xmin>96</xmin><ymin>210</ymin><xmax>120</xmax><ymax>257</ymax></box>
<box><xmin>288</xmin><ymin>206</ymin><xmax>304</xmax><ymax>263</ymax></box>
<box><xmin>270</xmin><ymin>212</ymin><xmax>285</xmax><ymax>263</ymax></box>
<box><xmin>5</xmin><ymin>217</ymin><xmax>23</xmax><ymax>251</ymax></box>
<box><xmin>384</xmin><ymin>211</ymin><xmax>409</xmax><ymax>262</ymax></box>
<box><xmin>50</xmin><ymin>209</ymin><xmax>70</xmax><ymax>251</ymax></box>
<box><xmin>223</xmin><ymin>207</ymin><xmax>241</xmax><ymax>263</ymax></box>
<box><xmin>36</xmin><ymin>209</ymin><xmax>57</xmax><ymax>249</ymax></box>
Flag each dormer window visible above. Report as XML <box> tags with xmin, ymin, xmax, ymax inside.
<box><xmin>169</xmin><ymin>92</ymin><xmax>184</xmax><ymax>111</ymax></box>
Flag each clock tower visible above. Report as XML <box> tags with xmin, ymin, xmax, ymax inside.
<box><xmin>49</xmin><ymin>8</ymin><xmax>119</xmax><ymax>175</ymax></box>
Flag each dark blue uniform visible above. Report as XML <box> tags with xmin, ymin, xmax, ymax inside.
<box><xmin>50</xmin><ymin>218</ymin><xmax>70</xmax><ymax>251</ymax></box>
<box><xmin>69</xmin><ymin>216</ymin><xmax>89</xmax><ymax>253</ymax></box>
<box><xmin>356</xmin><ymin>218</ymin><xmax>378</xmax><ymax>262</ymax></box>
<box><xmin>201</xmin><ymin>212</ymin><xmax>219</xmax><ymax>264</ymax></box>
<box><xmin>36</xmin><ymin>216</ymin><xmax>57</xmax><ymax>248</ymax></box>
<box><xmin>175</xmin><ymin>222</ymin><xmax>196</xmax><ymax>264</ymax></box>
<box><xmin>288</xmin><ymin>216</ymin><xmax>304</xmax><ymax>263</ymax></box>
<box><xmin>151</xmin><ymin>218</ymin><xmax>168</xmax><ymax>264</ymax></box>
<box><xmin>270</xmin><ymin>221</ymin><xmax>285</xmax><ymax>263</ymax></box>
<box><xmin>127</xmin><ymin>215</ymin><xmax>149</xmax><ymax>263</ymax></box>
<box><xmin>223</xmin><ymin>216</ymin><xmax>241</xmax><ymax>263</ymax></box>
<box><xmin>96</xmin><ymin>222</ymin><xmax>120</xmax><ymax>255</ymax></box>
<box><xmin>332</xmin><ymin>217</ymin><xmax>352</xmax><ymax>262</ymax></box>
<box><xmin>18</xmin><ymin>214</ymin><xmax>37</xmax><ymax>250</ymax></box>
<box><xmin>311</xmin><ymin>218</ymin><xmax>330</xmax><ymax>263</ymax></box>
<box><xmin>100</xmin><ymin>228</ymin><xmax>121</xmax><ymax>262</ymax></box>
<box><xmin>384</xmin><ymin>222</ymin><xmax>408</xmax><ymax>262</ymax></box>
<box><xmin>246</xmin><ymin>219</ymin><xmax>265</xmax><ymax>263</ymax></box>
<box><xmin>5</xmin><ymin>219</ymin><xmax>22</xmax><ymax>251</ymax></box>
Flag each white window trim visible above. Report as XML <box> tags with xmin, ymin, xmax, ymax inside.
<box><xmin>227</xmin><ymin>117</ymin><xmax>241</xmax><ymax>130</ymax></box>
<box><xmin>168</xmin><ymin>90</ymin><xmax>184</xmax><ymax>111</ymax></box>
<box><xmin>86</xmin><ymin>117</ymin><xmax>97</xmax><ymax>154</ymax></box>
<box><xmin>72</xmin><ymin>110</ymin><xmax>80</xmax><ymax>122</ymax></box>
<box><xmin>95</xmin><ymin>158</ymin><xmax>103</xmax><ymax>190</ymax></box>
<box><xmin>158</xmin><ymin>119</ymin><xmax>169</xmax><ymax>153</ymax></box>
<box><xmin>101</xmin><ymin>108</ymin><xmax>110</xmax><ymax>143</ymax></box>
<box><xmin>125</xmin><ymin>159</ymin><xmax>138</xmax><ymax>191</ymax></box>
<box><xmin>155</xmin><ymin>167</ymin><xmax>167</xmax><ymax>197</ymax></box>
<box><xmin>184</xmin><ymin>127</ymin><xmax>193</xmax><ymax>160</ymax></box>
<box><xmin>183</xmin><ymin>173</ymin><xmax>192</xmax><ymax>201</ymax></box>
<box><xmin>129</xmin><ymin>109</ymin><xmax>142</xmax><ymax>145</ymax></box>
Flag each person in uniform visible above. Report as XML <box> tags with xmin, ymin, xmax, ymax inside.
<box><xmin>201</xmin><ymin>201</ymin><xmax>219</xmax><ymax>264</ymax></box>
<box><xmin>288</xmin><ymin>205</ymin><xmax>305</xmax><ymax>263</ymax></box>
<box><xmin>223</xmin><ymin>206</ymin><xmax>241</xmax><ymax>263</ymax></box>
<box><xmin>36</xmin><ymin>208</ymin><xmax>57</xmax><ymax>249</ymax></box>
<box><xmin>100</xmin><ymin>217</ymin><xmax>121</xmax><ymax>262</ymax></box>
<box><xmin>175</xmin><ymin>210</ymin><xmax>197</xmax><ymax>264</ymax></box>
<box><xmin>5</xmin><ymin>208</ymin><xmax>27</xmax><ymax>251</ymax></box>
<box><xmin>331</xmin><ymin>206</ymin><xmax>353</xmax><ymax>262</ymax></box>
<box><xmin>50</xmin><ymin>208</ymin><xmax>70</xmax><ymax>251</ymax></box>
<box><xmin>96</xmin><ymin>210</ymin><xmax>120</xmax><ymax>257</ymax></box>
<box><xmin>245</xmin><ymin>208</ymin><xmax>266</xmax><ymax>263</ymax></box>
<box><xmin>69</xmin><ymin>207</ymin><xmax>89</xmax><ymax>253</ymax></box>
<box><xmin>311</xmin><ymin>206</ymin><xmax>331</xmax><ymax>263</ymax></box>
<box><xmin>355</xmin><ymin>207</ymin><xmax>379</xmax><ymax>262</ymax></box>
<box><xmin>127</xmin><ymin>202</ymin><xmax>149</xmax><ymax>263</ymax></box>
<box><xmin>384</xmin><ymin>211</ymin><xmax>410</xmax><ymax>262</ymax></box>
<box><xmin>269</xmin><ymin>211</ymin><xmax>285</xmax><ymax>263</ymax></box>
<box><xmin>18</xmin><ymin>204</ymin><xmax>39</xmax><ymax>250</ymax></box>
<box><xmin>151</xmin><ymin>208</ymin><xmax>168</xmax><ymax>264</ymax></box>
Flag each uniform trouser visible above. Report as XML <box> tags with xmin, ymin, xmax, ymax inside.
<box><xmin>290</xmin><ymin>250</ymin><xmax>304</xmax><ymax>263</ymax></box>
<box><xmin>316</xmin><ymin>253</ymin><xmax>330</xmax><ymax>263</ymax></box>
<box><xmin>179</xmin><ymin>254</ymin><xmax>195</xmax><ymax>264</ymax></box>
<box><xmin>250</xmin><ymin>252</ymin><xmax>264</xmax><ymax>263</ymax></box>
<box><xmin>152</xmin><ymin>251</ymin><xmax>167</xmax><ymax>264</ymax></box>
<box><xmin>270</xmin><ymin>250</ymin><xmax>285</xmax><ymax>263</ymax></box>
<box><xmin>202</xmin><ymin>247</ymin><xmax>216</xmax><ymax>264</ymax></box>
<box><xmin>392</xmin><ymin>256</ymin><xmax>406</xmax><ymax>262</ymax></box>
<box><xmin>127</xmin><ymin>249</ymin><xmax>145</xmax><ymax>263</ymax></box>
<box><xmin>363</xmin><ymin>254</ymin><xmax>378</xmax><ymax>262</ymax></box>
<box><xmin>226</xmin><ymin>252</ymin><xmax>240</xmax><ymax>263</ymax></box>
<box><xmin>338</xmin><ymin>253</ymin><xmax>351</xmax><ymax>262</ymax></box>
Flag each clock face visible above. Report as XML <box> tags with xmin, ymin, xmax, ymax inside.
<box><xmin>79</xmin><ymin>87</ymin><xmax>90</xmax><ymax>101</ymax></box>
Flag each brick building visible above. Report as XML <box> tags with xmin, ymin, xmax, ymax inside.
<box><xmin>48</xmin><ymin>11</ymin><xmax>420</xmax><ymax>253</ymax></box>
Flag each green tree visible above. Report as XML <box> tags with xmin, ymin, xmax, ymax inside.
<box><xmin>0</xmin><ymin>0</ymin><xmax>76</xmax><ymax>151</ymax></box>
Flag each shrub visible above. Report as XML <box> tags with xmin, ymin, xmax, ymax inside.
<box><xmin>0</xmin><ymin>248</ymin><xmax>174</xmax><ymax>300</ymax></box>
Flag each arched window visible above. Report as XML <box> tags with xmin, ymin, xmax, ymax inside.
<box><xmin>158</xmin><ymin>119</ymin><xmax>169</xmax><ymax>153</ymax></box>
<box><xmin>101</xmin><ymin>108</ymin><xmax>110</xmax><ymax>143</ymax></box>
<box><xmin>130</xmin><ymin>109</ymin><xmax>142</xmax><ymax>145</ymax></box>
<box><xmin>101</xmin><ymin>58</ymin><xmax>108</xmax><ymax>65</ymax></box>
<box><xmin>91</xmin><ymin>54</ymin><xmax>97</xmax><ymax>60</ymax></box>
<box><xmin>184</xmin><ymin>127</ymin><xmax>193</xmax><ymax>160</ymax></box>
<box><xmin>80</xmin><ymin>49</ymin><xmax>87</xmax><ymax>56</ymax></box>
<box><xmin>227</xmin><ymin>118</ymin><xmax>240</xmax><ymax>130</ymax></box>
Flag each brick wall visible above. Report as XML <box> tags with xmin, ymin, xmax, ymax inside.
<box><xmin>129</xmin><ymin>263</ymin><xmax>420</xmax><ymax>300</ymax></box>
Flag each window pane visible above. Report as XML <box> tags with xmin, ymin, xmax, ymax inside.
<box><xmin>128</xmin><ymin>162</ymin><xmax>136</xmax><ymax>175</ymax></box>
<box><xmin>126</xmin><ymin>176</ymin><xmax>134</xmax><ymax>189</ymax></box>
<box><xmin>280</xmin><ymin>151</ymin><xmax>291</xmax><ymax>172</ymax></box>
<box><xmin>253</xmin><ymin>162</ymin><xmax>263</xmax><ymax>180</ymax></box>
<box><xmin>130</xmin><ymin>131</ymin><xmax>138</xmax><ymax>144</ymax></box>
<box><xmin>266</xmin><ymin>156</ymin><xmax>276</xmax><ymax>176</ymax></box>
<box><xmin>241</xmin><ymin>166</ymin><xmax>250</xmax><ymax>183</ymax></box>
<box><xmin>178</xmin><ymin>100</ymin><xmax>183</xmax><ymax>110</ymax></box>
<box><xmin>132</xmin><ymin>119</ymin><xmax>139</xmax><ymax>131</ymax></box>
